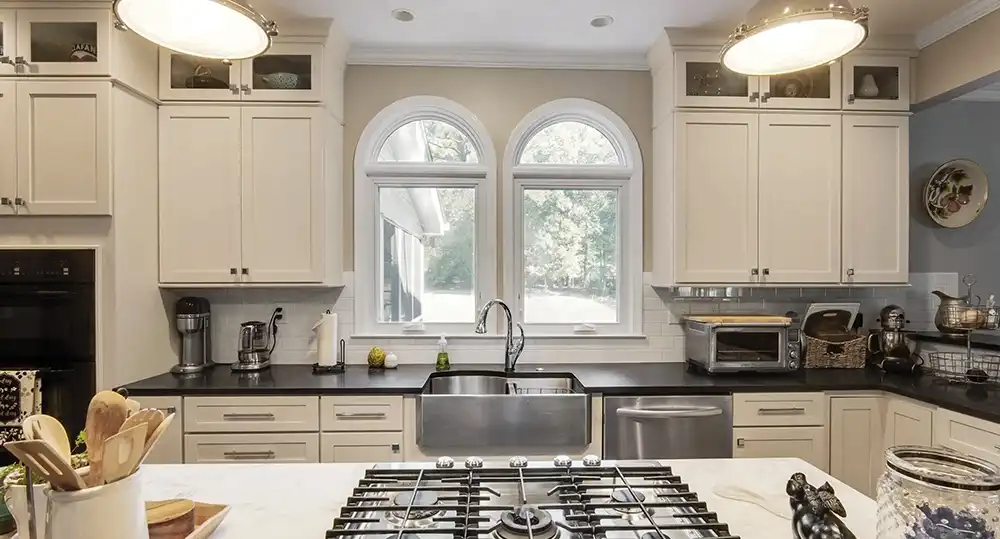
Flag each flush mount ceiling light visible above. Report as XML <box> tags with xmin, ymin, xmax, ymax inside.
<box><xmin>113</xmin><ymin>0</ymin><xmax>278</xmax><ymax>60</ymax></box>
<box><xmin>721</xmin><ymin>0</ymin><xmax>869</xmax><ymax>76</ymax></box>
<box><xmin>590</xmin><ymin>15</ymin><xmax>614</xmax><ymax>28</ymax></box>
<box><xmin>391</xmin><ymin>9</ymin><xmax>415</xmax><ymax>22</ymax></box>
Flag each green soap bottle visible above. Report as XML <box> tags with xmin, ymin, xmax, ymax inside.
<box><xmin>436</xmin><ymin>334</ymin><xmax>451</xmax><ymax>371</ymax></box>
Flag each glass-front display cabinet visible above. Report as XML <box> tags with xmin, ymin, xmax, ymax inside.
<box><xmin>0</xmin><ymin>11</ymin><xmax>14</xmax><ymax>75</ymax></box>
<box><xmin>675</xmin><ymin>50</ymin><xmax>757</xmax><ymax>108</ymax></box>
<box><xmin>843</xmin><ymin>55</ymin><xmax>910</xmax><ymax>111</ymax></box>
<box><xmin>159</xmin><ymin>50</ymin><xmax>241</xmax><ymax>101</ymax></box>
<box><xmin>14</xmin><ymin>9</ymin><xmax>110</xmax><ymax>76</ymax></box>
<box><xmin>760</xmin><ymin>62</ymin><xmax>842</xmax><ymax>110</ymax></box>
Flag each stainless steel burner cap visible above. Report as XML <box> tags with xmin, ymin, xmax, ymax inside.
<box><xmin>436</xmin><ymin>456</ymin><xmax>455</xmax><ymax>469</ymax></box>
<box><xmin>582</xmin><ymin>454</ymin><xmax>601</xmax><ymax>467</ymax></box>
<box><xmin>465</xmin><ymin>456</ymin><xmax>484</xmax><ymax>469</ymax></box>
<box><xmin>553</xmin><ymin>455</ymin><xmax>572</xmax><ymax>468</ymax></box>
<box><xmin>509</xmin><ymin>456</ymin><xmax>529</xmax><ymax>468</ymax></box>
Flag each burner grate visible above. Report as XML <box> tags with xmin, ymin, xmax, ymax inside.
<box><xmin>326</xmin><ymin>464</ymin><xmax>740</xmax><ymax>539</ymax></box>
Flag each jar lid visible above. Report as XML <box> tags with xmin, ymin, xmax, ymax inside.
<box><xmin>886</xmin><ymin>445</ymin><xmax>1000</xmax><ymax>491</ymax></box>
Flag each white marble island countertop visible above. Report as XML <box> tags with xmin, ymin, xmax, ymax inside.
<box><xmin>140</xmin><ymin>458</ymin><xmax>874</xmax><ymax>539</ymax></box>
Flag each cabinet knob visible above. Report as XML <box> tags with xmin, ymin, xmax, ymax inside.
<box><xmin>240</xmin><ymin>84</ymin><xmax>251</xmax><ymax>95</ymax></box>
<box><xmin>762</xmin><ymin>268</ymin><xmax>770</xmax><ymax>276</ymax></box>
<box><xmin>14</xmin><ymin>197</ymin><xmax>24</xmax><ymax>206</ymax></box>
<box><xmin>241</xmin><ymin>267</ymin><xmax>249</xmax><ymax>275</ymax></box>
<box><xmin>13</xmin><ymin>57</ymin><xmax>28</xmax><ymax>66</ymax></box>
<box><xmin>761</xmin><ymin>91</ymin><xmax>771</xmax><ymax>102</ymax></box>
<box><xmin>229</xmin><ymin>84</ymin><xmax>239</xmax><ymax>95</ymax></box>
<box><xmin>1</xmin><ymin>197</ymin><xmax>11</xmax><ymax>207</ymax></box>
<box><xmin>736</xmin><ymin>438</ymin><xmax>745</xmax><ymax>448</ymax></box>
<box><xmin>391</xmin><ymin>443</ymin><xmax>400</xmax><ymax>453</ymax></box>
<box><xmin>0</xmin><ymin>57</ymin><xmax>10</xmax><ymax>66</ymax></box>
<box><xmin>230</xmin><ymin>268</ymin><xmax>238</xmax><ymax>275</ymax></box>
<box><xmin>750</xmin><ymin>268</ymin><xmax>759</xmax><ymax>276</ymax></box>
<box><xmin>847</xmin><ymin>93</ymin><xmax>856</xmax><ymax>105</ymax></box>
<box><xmin>847</xmin><ymin>268</ymin><xmax>855</xmax><ymax>277</ymax></box>
<box><xmin>750</xmin><ymin>92</ymin><xmax>760</xmax><ymax>103</ymax></box>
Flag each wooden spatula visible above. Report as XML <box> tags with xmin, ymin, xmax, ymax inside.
<box><xmin>101</xmin><ymin>423</ymin><xmax>147</xmax><ymax>484</ymax></box>
<box><xmin>85</xmin><ymin>391</ymin><xmax>129</xmax><ymax>487</ymax></box>
<box><xmin>4</xmin><ymin>439</ymin><xmax>86</xmax><ymax>491</ymax></box>
<box><xmin>23</xmin><ymin>414</ymin><xmax>71</xmax><ymax>464</ymax></box>
<box><xmin>136</xmin><ymin>412</ymin><xmax>174</xmax><ymax>471</ymax></box>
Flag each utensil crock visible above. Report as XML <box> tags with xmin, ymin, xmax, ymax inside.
<box><xmin>43</xmin><ymin>469</ymin><xmax>149</xmax><ymax>539</ymax></box>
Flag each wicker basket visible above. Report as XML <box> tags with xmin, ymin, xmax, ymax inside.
<box><xmin>803</xmin><ymin>334</ymin><xmax>867</xmax><ymax>369</ymax></box>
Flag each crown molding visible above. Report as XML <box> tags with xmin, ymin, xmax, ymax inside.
<box><xmin>347</xmin><ymin>45</ymin><xmax>649</xmax><ymax>71</ymax></box>
<box><xmin>917</xmin><ymin>0</ymin><xmax>1000</xmax><ymax>49</ymax></box>
<box><xmin>955</xmin><ymin>82</ymin><xmax>1000</xmax><ymax>101</ymax></box>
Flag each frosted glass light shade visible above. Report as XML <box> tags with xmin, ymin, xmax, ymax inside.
<box><xmin>114</xmin><ymin>0</ymin><xmax>276</xmax><ymax>60</ymax></box>
<box><xmin>722</xmin><ymin>0</ymin><xmax>869</xmax><ymax>76</ymax></box>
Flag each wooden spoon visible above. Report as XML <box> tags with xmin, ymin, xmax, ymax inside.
<box><xmin>126</xmin><ymin>398</ymin><xmax>141</xmax><ymax>416</ymax></box>
<box><xmin>23</xmin><ymin>414</ymin><xmax>71</xmax><ymax>464</ymax></box>
<box><xmin>137</xmin><ymin>412</ymin><xmax>174</xmax><ymax>470</ymax></box>
<box><xmin>4</xmin><ymin>439</ymin><xmax>87</xmax><ymax>491</ymax></box>
<box><xmin>120</xmin><ymin>408</ymin><xmax>158</xmax><ymax>436</ymax></box>
<box><xmin>85</xmin><ymin>390</ymin><xmax>129</xmax><ymax>487</ymax></box>
<box><xmin>101</xmin><ymin>424</ymin><xmax>148</xmax><ymax>484</ymax></box>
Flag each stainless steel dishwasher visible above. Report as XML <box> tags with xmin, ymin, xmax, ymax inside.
<box><xmin>604</xmin><ymin>395</ymin><xmax>733</xmax><ymax>459</ymax></box>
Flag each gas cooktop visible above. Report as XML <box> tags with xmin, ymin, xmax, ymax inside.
<box><xmin>326</xmin><ymin>456</ymin><xmax>738</xmax><ymax>539</ymax></box>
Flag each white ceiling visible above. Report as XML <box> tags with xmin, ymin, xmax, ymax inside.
<box><xmin>261</xmin><ymin>0</ymin><xmax>971</xmax><ymax>52</ymax></box>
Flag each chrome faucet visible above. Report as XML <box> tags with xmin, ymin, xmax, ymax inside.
<box><xmin>475</xmin><ymin>299</ymin><xmax>524</xmax><ymax>373</ymax></box>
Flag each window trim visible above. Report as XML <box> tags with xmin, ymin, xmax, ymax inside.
<box><xmin>502</xmin><ymin>98</ymin><xmax>643</xmax><ymax>335</ymax></box>
<box><xmin>354</xmin><ymin>96</ymin><xmax>498</xmax><ymax>335</ymax></box>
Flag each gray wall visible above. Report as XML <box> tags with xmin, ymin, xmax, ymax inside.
<box><xmin>910</xmin><ymin>100</ymin><xmax>1000</xmax><ymax>295</ymax></box>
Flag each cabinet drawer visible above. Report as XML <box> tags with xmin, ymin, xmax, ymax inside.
<box><xmin>733</xmin><ymin>426</ymin><xmax>829</xmax><ymax>471</ymax></box>
<box><xmin>934</xmin><ymin>409</ymin><xmax>1000</xmax><ymax>466</ymax></box>
<box><xmin>184</xmin><ymin>433</ymin><xmax>319</xmax><ymax>463</ymax></box>
<box><xmin>321</xmin><ymin>432</ymin><xmax>403</xmax><ymax>463</ymax></box>
<box><xmin>184</xmin><ymin>396</ymin><xmax>319</xmax><ymax>433</ymax></box>
<box><xmin>321</xmin><ymin>396</ymin><xmax>403</xmax><ymax>432</ymax></box>
<box><xmin>733</xmin><ymin>393</ymin><xmax>826</xmax><ymax>426</ymax></box>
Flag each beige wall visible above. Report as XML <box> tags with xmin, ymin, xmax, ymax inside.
<box><xmin>917</xmin><ymin>10</ymin><xmax>1000</xmax><ymax>103</ymax></box>
<box><xmin>342</xmin><ymin>66</ymin><xmax>653</xmax><ymax>272</ymax></box>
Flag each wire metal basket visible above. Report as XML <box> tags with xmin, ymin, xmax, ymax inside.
<box><xmin>926</xmin><ymin>351</ymin><xmax>1000</xmax><ymax>384</ymax></box>
<box><xmin>938</xmin><ymin>304</ymin><xmax>1000</xmax><ymax>331</ymax></box>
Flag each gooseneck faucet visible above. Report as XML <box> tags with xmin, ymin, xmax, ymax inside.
<box><xmin>475</xmin><ymin>299</ymin><xmax>524</xmax><ymax>373</ymax></box>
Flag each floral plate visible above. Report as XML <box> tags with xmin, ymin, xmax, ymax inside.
<box><xmin>924</xmin><ymin>159</ymin><xmax>989</xmax><ymax>228</ymax></box>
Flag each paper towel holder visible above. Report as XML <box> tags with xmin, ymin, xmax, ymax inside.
<box><xmin>313</xmin><ymin>337</ymin><xmax>346</xmax><ymax>375</ymax></box>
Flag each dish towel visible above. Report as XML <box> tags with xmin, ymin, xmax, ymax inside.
<box><xmin>0</xmin><ymin>370</ymin><xmax>41</xmax><ymax>445</ymax></box>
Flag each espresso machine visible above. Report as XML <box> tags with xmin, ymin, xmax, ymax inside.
<box><xmin>868</xmin><ymin>305</ymin><xmax>920</xmax><ymax>374</ymax></box>
<box><xmin>232</xmin><ymin>307</ymin><xmax>282</xmax><ymax>372</ymax></box>
<box><xmin>172</xmin><ymin>297</ymin><xmax>212</xmax><ymax>374</ymax></box>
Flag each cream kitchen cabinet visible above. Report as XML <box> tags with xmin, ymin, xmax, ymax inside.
<box><xmin>0</xmin><ymin>11</ymin><xmax>14</xmax><ymax>76</ymax></box>
<box><xmin>885</xmin><ymin>397</ymin><xmax>933</xmax><ymax>448</ymax></box>
<box><xmin>933</xmin><ymin>408</ymin><xmax>1000</xmax><ymax>466</ymax></box>
<box><xmin>0</xmin><ymin>80</ymin><xmax>111</xmax><ymax>216</ymax></box>
<box><xmin>733</xmin><ymin>426</ymin><xmax>829</xmax><ymax>471</ymax></box>
<box><xmin>133</xmin><ymin>396</ymin><xmax>183</xmax><ymax>464</ymax></box>
<box><xmin>829</xmin><ymin>396</ymin><xmax>885</xmax><ymax>497</ymax></box>
<box><xmin>159</xmin><ymin>42</ymin><xmax>323</xmax><ymax>102</ymax></box>
<box><xmin>1</xmin><ymin>8</ymin><xmax>111</xmax><ymax>77</ymax></box>
<box><xmin>842</xmin><ymin>115</ymin><xmax>909</xmax><ymax>284</ymax></box>
<box><xmin>159</xmin><ymin>105</ymin><xmax>326</xmax><ymax>285</ymax></box>
<box><xmin>184</xmin><ymin>433</ymin><xmax>320</xmax><ymax>463</ymax></box>
<box><xmin>843</xmin><ymin>55</ymin><xmax>911</xmax><ymax>112</ymax></box>
<box><xmin>321</xmin><ymin>432</ymin><xmax>403</xmax><ymax>463</ymax></box>
<box><xmin>674</xmin><ymin>112</ymin><xmax>841</xmax><ymax>284</ymax></box>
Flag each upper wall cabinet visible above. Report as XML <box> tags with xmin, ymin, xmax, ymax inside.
<box><xmin>159</xmin><ymin>42</ymin><xmax>323</xmax><ymax>102</ymax></box>
<box><xmin>5</xmin><ymin>9</ymin><xmax>111</xmax><ymax>76</ymax></box>
<box><xmin>675</xmin><ymin>50</ymin><xmax>841</xmax><ymax>110</ymax></box>
<box><xmin>843</xmin><ymin>55</ymin><xmax>910</xmax><ymax>111</ymax></box>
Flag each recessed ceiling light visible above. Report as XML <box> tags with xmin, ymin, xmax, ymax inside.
<box><xmin>590</xmin><ymin>15</ymin><xmax>614</xmax><ymax>28</ymax></box>
<box><xmin>391</xmin><ymin>9</ymin><xmax>415</xmax><ymax>22</ymax></box>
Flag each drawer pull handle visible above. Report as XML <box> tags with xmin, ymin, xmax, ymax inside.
<box><xmin>736</xmin><ymin>438</ymin><xmax>745</xmax><ymax>448</ymax></box>
<box><xmin>757</xmin><ymin>407</ymin><xmax>806</xmax><ymax>415</ymax></box>
<box><xmin>391</xmin><ymin>443</ymin><xmax>400</xmax><ymax>453</ymax></box>
<box><xmin>159</xmin><ymin>407</ymin><xmax>177</xmax><ymax>414</ymax></box>
<box><xmin>222</xmin><ymin>413</ymin><xmax>276</xmax><ymax>421</ymax></box>
<box><xmin>223</xmin><ymin>450</ymin><xmax>275</xmax><ymax>460</ymax></box>
<box><xmin>335</xmin><ymin>412</ymin><xmax>386</xmax><ymax>420</ymax></box>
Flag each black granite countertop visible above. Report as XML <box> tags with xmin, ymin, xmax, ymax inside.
<box><xmin>911</xmin><ymin>331</ymin><xmax>1000</xmax><ymax>351</ymax></box>
<box><xmin>120</xmin><ymin>362</ymin><xmax>1000</xmax><ymax>423</ymax></box>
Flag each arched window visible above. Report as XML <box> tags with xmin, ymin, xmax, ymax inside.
<box><xmin>355</xmin><ymin>96</ymin><xmax>497</xmax><ymax>335</ymax></box>
<box><xmin>503</xmin><ymin>99</ymin><xmax>642</xmax><ymax>335</ymax></box>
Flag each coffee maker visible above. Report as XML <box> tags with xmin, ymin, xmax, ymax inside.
<box><xmin>232</xmin><ymin>307</ymin><xmax>282</xmax><ymax>372</ymax></box>
<box><xmin>172</xmin><ymin>297</ymin><xmax>212</xmax><ymax>374</ymax></box>
<box><xmin>868</xmin><ymin>305</ymin><xmax>920</xmax><ymax>374</ymax></box>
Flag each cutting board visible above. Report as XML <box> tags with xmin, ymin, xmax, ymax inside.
<box><xmin>685</xmin><ymin>315</ymin><xmax>792</xmax><ymax>324</ymax></box>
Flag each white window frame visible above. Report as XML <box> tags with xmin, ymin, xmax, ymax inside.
<box><xmin>354</xmin><ymin>96</ymin><xmax>498</xmax><ymax>335</ymax></box>
<box><xmin>502</xmin><ymin>98</ymin><xmax>643</xmax><ymax>336</ymax></box>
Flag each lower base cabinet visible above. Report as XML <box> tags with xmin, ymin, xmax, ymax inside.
<box><xmin>133</xmin><ymin>396</ymin><xmax>183</xmax><ymax>464</ymax></box>
<box><xmin>934</xmin><ymin>408</ymin><xmax>1000</xmax><ymax>466</ymax></box>
<box><xmin>184</xmin><ymin>433</ymin><xmax>320</xmax><ymax>463</ymax></box>
<box><xmin>733</xmin><ymin>426</ymin><xmax>829</xmax><ymax>471</ymax></box>
<box><xmin>885</xmin><ymin>398</ymin><xmax>933</xmax><ymax>447</ymax></box>
<box><xmin>321</xmin><ymin>432</ymin><xmax>403</xmax><ymax>463</ymax></box>
<box><xmin>829</xmin><ymin>396</ymin><xmax>885</xmax><ymax>497</ymax></box>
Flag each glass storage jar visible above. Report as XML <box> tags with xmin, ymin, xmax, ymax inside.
<box><xmin>878</xmin><ymin>445</ymin><xmax>1000</xmax><ymax>539</ymax></box>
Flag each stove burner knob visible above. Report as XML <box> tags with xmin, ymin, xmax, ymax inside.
<box><xmin>509</xmin><ymin>456</ymin><xmax>529</xmax><ymax>468</ymax></box>
<box><xmin>553</xmin><ymin>455</ymin><xmax>573</xmax><ymax>468</ymax></box>
<box><xmin>582</xmin><ymin>454</ymin><xmax>602</xmax><ymax>467</ymax></box>
<box><xmin>436</xmin><ymin>456</ymin><xmax>455</xmax><ymax>469</ymax></box>
<box><xmin>464</xmin><ymin>456</ymin><xmax>484</xmax><ymax>469</ymax></box>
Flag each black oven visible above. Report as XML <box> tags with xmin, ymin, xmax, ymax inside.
<box><xmin>0</xmin><ymin>249</ymin><xmax>96</xmax><ymax>462</ymax></box>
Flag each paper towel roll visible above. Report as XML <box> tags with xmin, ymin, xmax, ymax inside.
<box><xmin>315</xmin><ymin>312</ymin><xmax>338</xmax><ymax>366</ymax></box>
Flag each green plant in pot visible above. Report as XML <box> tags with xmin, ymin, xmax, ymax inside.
<box><xmin>2</xmin><ymin>431</ymin><xmax>89</xmax><ymax>535</ymax></box>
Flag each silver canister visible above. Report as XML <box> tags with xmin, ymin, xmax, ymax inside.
<box><xmin>878</xmin><ymin>445</ymin><xmax>1000</xmax><ymax>538</ymax></box>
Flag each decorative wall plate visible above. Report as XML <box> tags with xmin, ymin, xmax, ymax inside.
<box><xmin>924</xmin><ymin>159</ymin><xmax>989</xmax><ymax>228</ymax></box>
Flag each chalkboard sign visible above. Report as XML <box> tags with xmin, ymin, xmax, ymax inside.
<box><xmin>0</xmin><ymin>374</ymin><xmax>21</xmax><ymax>422</ymax></box>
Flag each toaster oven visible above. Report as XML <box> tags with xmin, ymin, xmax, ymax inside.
<box><xmin>683</xmin><ymin>315</ymin><xmax>800</xmax><ymax>374</ymax></box>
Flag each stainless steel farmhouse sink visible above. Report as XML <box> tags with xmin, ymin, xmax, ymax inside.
<box><xmin>416</xmin><ymin>372</ymin><xmax>591</xmax><ymax>453</ymax></box>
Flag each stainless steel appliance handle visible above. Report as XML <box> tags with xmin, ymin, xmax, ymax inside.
<box><xmin>222</xmin><ymin>412</ymin><xmax>276</xmax><ymax>421</ymax></box>
<box><xmin>616</xmin><ymin>406</ymin><xmax>724</xmax><ymax>419</ymax></box>
<box><xmin>757</xmin><ymin>407</ymin><xmax>806</xmax><ymax>415</ymax></box>
<box><xmin>335</xmin><ymin>412</ymin><xmax>386</xmax><ymax>420</ymax></box>
<box><xmin>223</xmin><ymin>450</ymin><xmax>275</xmax><ymax>460</ymax></box>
